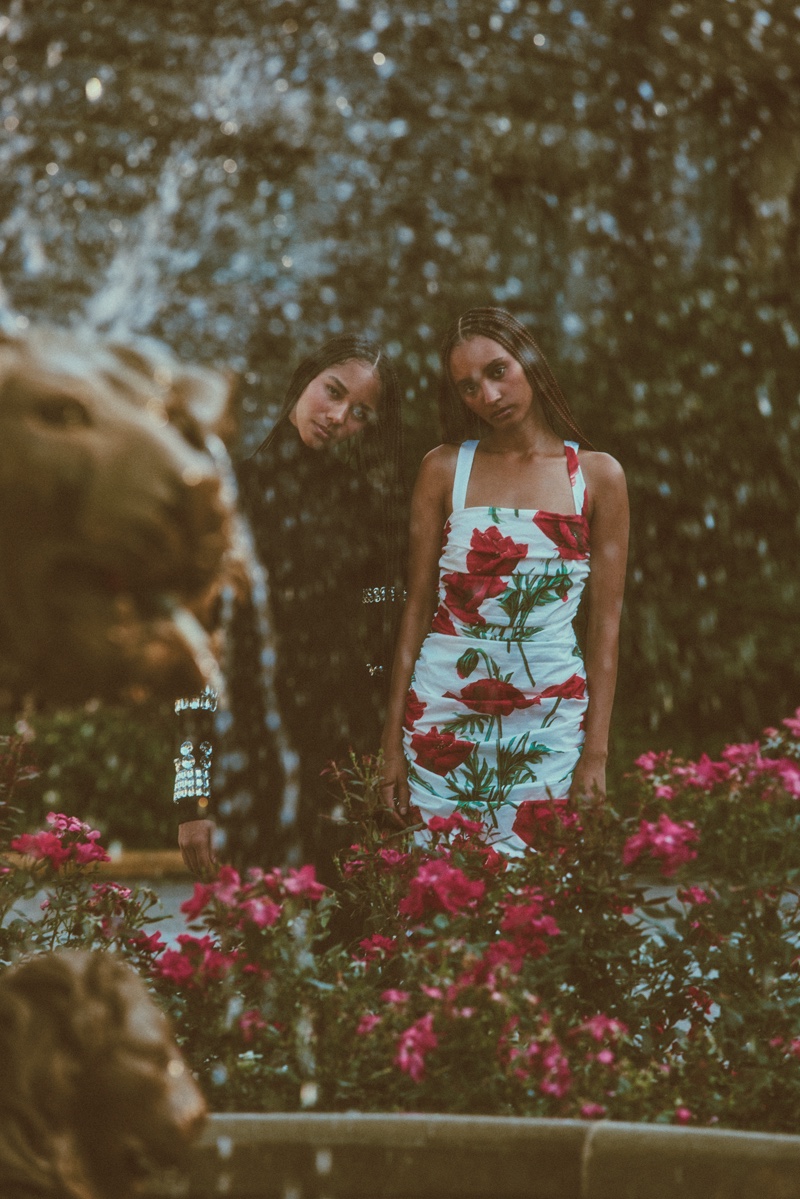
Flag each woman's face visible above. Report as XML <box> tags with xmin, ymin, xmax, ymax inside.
<box><xmin>449</xmin><ymin>335</ymin><xmax>534</xmax><ymax>428</ymax></box>
<box><xmin>289</xmin><ymin>358</ymin><xmax>381</xmax><ymax>450</ymax></box>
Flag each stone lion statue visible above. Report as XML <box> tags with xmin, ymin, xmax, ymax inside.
<box><xmin>0</xmin><ymin>950</ymin><xmax>207</xmax><ymax>1199</ymax></box>
<box><xmin>0</xmin><ymin>324</ymin><xmax>236</xmax><ymax>704</ymax></box>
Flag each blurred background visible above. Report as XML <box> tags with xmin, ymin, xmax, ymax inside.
<box><xmin>1</xmin><ymin>0</ymin><xmax>799</xmax><ymax>855</ymax></box>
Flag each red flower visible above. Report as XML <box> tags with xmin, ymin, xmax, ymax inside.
<box><xmin>411</xmin><ymin>727</ymin><xmax>475</xmax><ymax>775</ymax></box>
<box><xmin>466</xmin><ymin>525</ymin><xmax>528</xmax><ymax>575</ymax></box>
<box><xmin>431</xmin><ymin>604</ymin><xmax>457</xmax><ymax>635</ymax></box>
<box><xmin>532</xmin><ymin>511</ymin><xmax>589</xmax><ymax>560</ymax></box>
<box><xmin>511</xmin><ymin>800</ymin><xmax>579</xmax><ymax>847</ymax></box>
<box><xmin>622</xmin><ymin>814</ymin><xmax>699</xmax><ymax>877</ymax></box>
<box><xmin>283</xmin><ymin>864</ymin><xmax>326</xmax><ymax>900</ymax></box>
<box><xmin>395</xmin><ymin>1012</ymin><xmax>438</xmax><ymax>1082</ymax></box>
<box><xmin>427</xmin><ymin>811</ymin><xmax>485</xmax><ymax>837</ymax></box>
<box><xmin>404</xmin><ymin>689</ymin><xmax>426</xmax><ymax>730</ymax></box>
<box><xmin>442</xmin><ymin>571</ymin><xmax>507</xmax><ymax>625</ymax></box>
<box><xmin>399</xmin><ymin>859</ymin><xmax>485</xmax><ymax>920</ymax></box>
<box><xmin>539</xmin><ymin>673</ymin><xmax>586</xmax><ymax>701</ymax></box>
<box><xmin>445</xmin><ymin>677</ymin><xmax>538</xmax><ymax>716</ymax></box>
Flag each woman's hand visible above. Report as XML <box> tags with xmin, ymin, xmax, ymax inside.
<box><xmin>380</xmin><ymin>750</ymin><xmax>412</xmax><ymax>827</ymax></box>
<box><xmin>178</xmin><ymin>819</ymin><xmax>218</xmax><ymax>877</ymax></box>
<box><xmin>568</xmin><ymin>750</ymin><xmax>607</xmax><ymax>805</ymax></box>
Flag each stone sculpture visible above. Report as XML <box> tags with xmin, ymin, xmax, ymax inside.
<box><xmin>0</xmin><ymin>324</ymin><xmax>234</xmax><ymax>704</ymax></box>
<box><xmin>0</xmin><ymin>949</ymin><xmax>207</xmax><ymax>1199</ymax></box>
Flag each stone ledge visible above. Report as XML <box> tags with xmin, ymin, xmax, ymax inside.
<box><xmin>142</xmin><ymin>1113</ymin><xmax>800</xmax><ymax>1199</ymax></box>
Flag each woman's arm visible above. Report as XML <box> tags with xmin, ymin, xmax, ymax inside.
<box><xmin>173</xmin><ymin>688</ymin><xmax>219</xmax><ymax>876</ymax></box>
<box><xmin>570</xmin><ymin>452</ymin><xmax>629</xmax><ymax>802</ymax></box>
<box><xmin>381</xmin><ymin>446</ymin><xmax>454</xmax><ymax>822</ymax></box>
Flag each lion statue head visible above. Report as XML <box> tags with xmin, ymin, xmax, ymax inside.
<box><xmin>0</xmin><ymin>949</ymin><xmax>207</xmax><ymax>1199</ymax></box>
<box><xmin>0</xmin><ymin>324</ymin><xmax>236</xmax><ymax>704</ymax></box>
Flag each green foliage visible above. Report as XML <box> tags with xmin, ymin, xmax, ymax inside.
<box><xmin>0</xmin><ymin>705</ymin><xmax>174</xmax><ymax>848</ymax></box>
<box><xmin>5</xmin><ymin>715</ymin><xmax>800</xmax><ymax>1128</ymax></box>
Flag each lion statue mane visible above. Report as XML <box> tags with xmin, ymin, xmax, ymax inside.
<box><xmin>0</xmin><ymin>949</ymin><xmax>207</xmax><ymax>1199</ymax></box>
<box><xmin>0</xmin><ymin>323</ymin><xmax>238</xmax><ymax>704</ymax></box>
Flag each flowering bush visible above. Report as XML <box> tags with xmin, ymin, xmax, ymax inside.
<box><xmin>4</xmin><ymin>713</ymin><xmax>800</xmax><ymax>1129</ymax></box>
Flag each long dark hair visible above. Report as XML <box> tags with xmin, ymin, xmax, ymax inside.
<box><xmin>249</xmin><ymin>333</ymin><xmax>405</xmax><ymax>652</ymax></box>
<box><xmin>438</xmin><ymin>307</ymin><xmax>593</xmax><ymax>448</ymax></box>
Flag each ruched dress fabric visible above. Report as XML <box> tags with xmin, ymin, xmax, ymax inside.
<box><xmin>403</xmin><ymin>439</ymin><xmax>590</xmax><ymax>855</ymax></box>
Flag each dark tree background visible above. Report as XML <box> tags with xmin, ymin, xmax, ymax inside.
<box><xmin>1</xmin><ymin>0</ymin><xmax>799</xmax><ymax>846</ymax></box>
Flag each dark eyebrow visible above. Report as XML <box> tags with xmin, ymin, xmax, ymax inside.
<box><xmin>326</xmin><ymin>373</ymin><xmax>348</xmax><ymax>395</ymax></box>
<box><xmin>454</xmin><ymin>356</ymin><xmax>508</xmax><ymax>390</ymax></box>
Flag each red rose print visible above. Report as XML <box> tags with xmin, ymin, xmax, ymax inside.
<box><xmin>466</xmin><ymin>526</ymin><xmax>528</xmax><ymax>576</ymax></box>
<box><xmin>411</xmin><ymin>726</ymin><xmax>476</xmax><ymax>775</ymax></box>
<box><xmin>431</xmin><ymin>605</ymin><xmax>457</xmax><ymax>635</ymax></box>
<box><xmin>404</xmin><ymin>689</ymin><xmax>426</xmax><ymax>731</ymax></box>
<box><xmin>532</xmin><ymin>511</ymin><xmax>589</xmax><ymax>560</ymax></box>
<box><xmin>539</xmin><ymin>674</ymin><xmax>586</xmax><ymax>701</ymax></box>
<box><xmin>444</xmin><ymin>677</ymin><xmax>539</xmax><ymax>716</ymax></box>
<box><xmin>565</xmin><ymin>443</ymin><xmax>579</xmax><ymax>486</ymax></box>
<box><xmin>442</xmin><ymin>571</ymin><xmax>507</xmax><ymax>626</ymax></box>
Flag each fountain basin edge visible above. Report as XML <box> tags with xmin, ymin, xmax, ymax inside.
<box><xmin>143</xmin><ymin>1112</ymin><xmax>800</xmax><ymax>1199</ymax></box>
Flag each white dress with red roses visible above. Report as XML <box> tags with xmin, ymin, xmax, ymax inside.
<box><xmin>403</xmin><ymin>439</ymin><xmax>590</xmax><ymax>855</ymax></box>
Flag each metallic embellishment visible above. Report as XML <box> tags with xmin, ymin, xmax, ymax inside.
<box><xmin>174</xmin><ymin>685</ymin><xmax>218</xmax><ymax>715</ymax></box>
<box><xmin>173</xmin><ymin>738</ymin><xmax>213</xmax><ymax>804</ymax></box>
<box><xmin>366</xmin><ymin>664</ymin><xmax>384</xmax><ymax>677</ymax></box>
<box><xmin>360</xmin><ymin>585</ymin><xmax>406</xmax><ymax>605</ymax></box>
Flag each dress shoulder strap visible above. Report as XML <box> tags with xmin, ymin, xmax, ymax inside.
<box><xmin>565</xmin><ymin>440</ymin><xmax>587</xmax><ymax>514</ymax></box>
<box><xmin>451</xmin><ymin>440</ymin><xmax>479</xmax><ymax>511</ymax></box>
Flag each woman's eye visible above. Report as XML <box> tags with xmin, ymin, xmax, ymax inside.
<box><xmin>492</xmin><ymin>364</ymin><xmax>506</xmax><ymax>378</ymax></box>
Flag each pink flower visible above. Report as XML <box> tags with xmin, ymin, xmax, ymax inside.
<box><xmin>358</xmin><ymin>934</ymin><xmax>396</xmax><ymax>962</ymax></box>
<box><xmin>239</xmin><ymin>1010</ymin><xmax>267</xmax><ymax>1043</ymax></box>
<box><xmin>427</xmin><ymin>811</ymin><xmax>485</xmax><ymax>837</ymax></box>
<box><xmin>678</xmin><ymin>886</ymin><xmax>711</xmax><ymax>906</ymax></box>
<box><xmin>622</xmin><ymin>814</ymin><xmax>699</xmax><ymax>877</ymax></box>
<box><xmin>499</xmin><ymin>902</ymin><xmax>561</xmax><ymax>958</ymax></box>
<box><xmin>783</xmin><ymin>709</ymin><xmax>800</xmax><ymax>738</ymax></box>
<box><xmin>381</xmin><ymin>989</ymin><xmax>410</xmax><ymax>1005</ymax></box>
<box><xmin>674</xmin><ymin>1106</ymin><xmax>693</xmax><ymax>1124</ymax></box>
<box><xmin>128</xmin><ymin>930</ymin><xmax>165</xmax><ymax>955</ymax></box>
<box><xmin>773</xmin><ymin>759</ymin><xmax>800</xmax><ymax>798</ymax></box>
<box><xmin>240</xmin><ymin>897</ymin><xmax>282</xmax><ymax>928</ymax></box>
<box><xmin>576</xmin><ymin>1014</ymin><xmax>628</xmax><ymax>1043</ymax></box>
<box><xmin>580</xmin><ymin>1103</ymin><xmax>607</xmax><ymax>1119</ymax></box>
<box><xmin>377</xmin><ymin>847</ymin><xmax>412</xmax><ymax>870</ymax></box>
<box><xmin>180</xmin><ymin>882</ymin><xmax>216</xmax><ymax>921</ymax></box>
<box><xmin>721</xmin><ymin>741</ymin><xmax>763</xmax><ymax>768</ymax></box>
<box><xmin>11</xmin><ymin>830</ymin><xmax>73</xmax><ymax>868</ymax></box>
<box><xmin>395</xmin><ymin>1012</ymin><xmax>438</xmax><ymax>1082</ymax></box>
<box><xmin>283</xmin><ymin>865</ymin><xmax>326</xmax><ymax>900</ymax></box>
<box><xmin>398</xmin><ymin>859</ymin><xmax>485</xmax><ymax>920</ymax></box>
<box><xmin>356</xmin><ymin>1012</ymin><xmax>382</xmax><ymax>1036</ymax></box>
<box><xmin>155</xmin><ymin>949</ymin><xmax>196</xmax><ymax>984</ymax></box>
<box><xmin>682</xmin><ymin>754</ymin><xmax>732</xmax><ymax>788</ymax></box>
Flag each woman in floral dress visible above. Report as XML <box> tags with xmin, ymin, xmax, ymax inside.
<box><xmin>381</xmin><ymin>308</ymin><xmax>628</xmax><ymax>854</ymax></box>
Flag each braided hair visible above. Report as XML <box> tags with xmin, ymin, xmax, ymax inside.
<box><xmin>249</xmin><ymin>333</ymin><xmax>405</xmax><ymax>652</ymax></box>
<box><xmin>438</xmin><ymin>307</ymin><xmax>593</xmax><ymax>449</ymax></box>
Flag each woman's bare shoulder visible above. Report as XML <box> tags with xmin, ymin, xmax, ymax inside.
<box><xmin>415</xmin><ymin>443</ymin><xmax>460</xmax><ymax>490</ymax></box>
<box><xmin>578</xmin><ymin>449</ymin><xmax>626</xmax><ymax>490</ymax></box>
